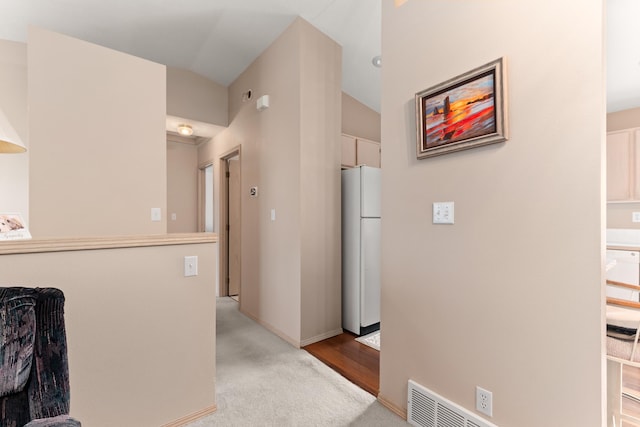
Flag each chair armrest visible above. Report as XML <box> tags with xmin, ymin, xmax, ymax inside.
<box><xmin>25</xmin><ymin>414</ymin><xmax>81</xmax><ymax>426</ymax></box>
<box><xmin>27</xmin><ymin>288</ymin><xmax>71</xmax><ymax>419</ymax></box>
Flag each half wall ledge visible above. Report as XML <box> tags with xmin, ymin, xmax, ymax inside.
<box><xmin>0</xmin><ymin>233</ymin><xmax>218</xmax><ymax>255</ymax></box>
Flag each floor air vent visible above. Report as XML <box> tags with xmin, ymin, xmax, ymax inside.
<box><xmin>408</xmin><ymin>380</ymin><xmax>498</xmax><ymax>427</ymax></box>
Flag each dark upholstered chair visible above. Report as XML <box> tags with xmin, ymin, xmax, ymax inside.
<box><xmin>0</xmin><ymin>287</ymin><xmax>81</xmax><ymax>427</ymax></box>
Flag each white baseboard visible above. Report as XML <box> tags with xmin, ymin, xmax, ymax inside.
<box><xmin>240</xmin><ymin>308</ymin><xmax>301</xmax><ymax>348</ymax></box>
<box><xmin>377</xmin><ymin>394</ymin><xmax>407</xmax><ymax>421</ymax></box>
<box><xmin>300</xmin><ymin>328</ymin><xmax>343</xmax><ymax>347</ymax></box>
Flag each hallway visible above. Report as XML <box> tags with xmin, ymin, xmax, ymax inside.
<box><xmin>187</xmin><ymin>297</ymin><xmax>407</xmax><ymax>426</ymax></box>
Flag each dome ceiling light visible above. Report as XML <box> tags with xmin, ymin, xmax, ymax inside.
<box><xmin>177</xmin><ymin>124</ymin><xmax>193</xmax><ymax>136</ymax></box>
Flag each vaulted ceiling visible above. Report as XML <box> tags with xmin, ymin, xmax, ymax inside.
<box><xmin>0</xmin><ymin>0</ymin><xmax>381</xmax><ymax>112</ymax></box>
<box><xmin>0</xmin><ymin>0</ymin><xmax>635</xmax><ymax>114</ymax></box>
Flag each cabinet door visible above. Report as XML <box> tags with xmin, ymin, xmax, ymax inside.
<box><xmin>607</xmin><ymin>131</ymin><xmax>632</xmax><ymax>201</ymax></box>
<box><xmin>356</xmin><ymin>138</ymin><xmax>381</xmax><ymax>168</ymax></box>
<box><xmin>341</xmin><ymin>134</ymin><xmax>356</xmax><ymax>168</ymax></box>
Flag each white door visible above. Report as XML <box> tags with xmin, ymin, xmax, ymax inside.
<box><xmin>228</xmin><ymin>158</ymin><xmax>241</xmax><ymax>297</ymax></box>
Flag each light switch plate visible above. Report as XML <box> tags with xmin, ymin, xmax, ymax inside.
<box><xmin>633</xmin><ymin>212</ymin><xmax>640</xmax><ymax>223</ymax></box>
<box><xmin>184</xmin><ymin>256</ymin><xmax>198</xmax><ymax>277</ymax></box>
<box><xmin>151</xmin><ymin>207</ymin><xmax>162</xmax><ymax>222</ymax></box>
<box><xmin>433</xmin><ymin>202</ymin><xmax>454</xmax><ymax>224</ymax></box>
<box><xmin>250</xmin><ymin>187</ymin><xmax>258</xmax><ymax>197</ymax></box>
<box><xmin>271</xmin><ymin>209</ymin><xmax>276</xmax><ymax>221</ymax></box>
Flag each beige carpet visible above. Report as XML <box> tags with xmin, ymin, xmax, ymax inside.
<box><xmin>187</xmin><ymin>297</ymin><xmax>408</xmax><ymax>427</ymax></box>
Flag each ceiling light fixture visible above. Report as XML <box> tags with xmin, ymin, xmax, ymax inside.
<box><xmin>372</xmin><ymin>55</ymin><xmax>382</xmax><ymax>68</ymax></box>
<box><xmin>177</xmin><ymin>124</ymin><xmax>193</xmax><ymax>136</ymax></box>
<box><xmin>0</xmin><ymin>107</ymin><xmax>26</xmax><ymax>153</ymax></box>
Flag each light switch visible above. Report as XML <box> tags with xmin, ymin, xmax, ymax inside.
<box><xmin>433</xmin><ymin>202</ymin><xmax>454</xmax><ymax>224</ymax></box>
<box><xmin>151</xmin><ymin>208</ymin><xmax>162</xmax><ymax>222</ymax></box>
<box><xmin>271</xmin><ymin>209</ymin><xmax>276</xmax><ymax>221</ymax></box>
<box><xmin>633</xmin><ymin>212</ymin><xmax>640</xmax><ymax>223</ymax></box>
<box><xmin>184</xmin><ymin>256</ymin><xmax>198</xmax><ymax>277</ymax></box>
<box><xmin>250</xmin><ymin>187</ymin><xmax>258</xmax><ymax>198</ymax></box>
<box><xmin>171</xmin><ymin>213</ymin><xmax>177</xmax><ymax>221</ymax></box>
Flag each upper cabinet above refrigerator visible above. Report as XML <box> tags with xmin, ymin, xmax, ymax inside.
<box><xmin>341</xmin><ymin>134</ymin><xmax>381</xmax><ymax>169</ymax></box>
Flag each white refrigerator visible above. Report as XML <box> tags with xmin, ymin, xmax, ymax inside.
<box><xmin>342</xmin><ymin>165</ymin><xmax>381</xmax><ymax>336</ymax></box>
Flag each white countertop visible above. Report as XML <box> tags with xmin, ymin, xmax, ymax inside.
<box><xmin>607</xmin><ymin>229</ymin><xmax>640</xmax><ymax>251</ymax></box>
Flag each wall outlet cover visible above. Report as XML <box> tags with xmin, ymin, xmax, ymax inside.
<box><xmin>476</xmin><ymin>386</ymin><xmax>493</xmax><ymax>417</ymax></box>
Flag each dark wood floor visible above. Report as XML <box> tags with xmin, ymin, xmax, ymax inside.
<box><xmin>303</xmin><ymin>332</ymin><xmax>380</xmax><ymax>396</ymax></box>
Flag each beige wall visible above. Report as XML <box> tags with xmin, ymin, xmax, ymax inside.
<box><xmin>608</xmin><ymin>202</ymin><xmax>640</xmax><ymax>229</ymax></box>
<box><xmin>380</xmin><ymin>1</ymin><xmax>605</xmax><ymax>426</ymax></box>
<box><xmin>298</xmin><ymin>19</ymin><xmax>342</xmax><ymax>344</ymax></box>
<box><xmin>4</xmin><ymin>28</ymin><xmax>218</xmax><ymax>425</ymax></box>
<box><xmin>167</xmin><ymin>67</ymin><xmax>228</xmax><ymax>127</ymax></box>
<box><xmin>607</xmin><ymin>108</ymin><xmax>640</xmax><ymax>229</ymax></box>
<box><xmin>0</xmin><ymin>40</ymin><xmax>29</xmax><ymax>221</ymax></box>
<box><xmin>0</xmin><ymin>242</ymin><xmax>216</xmax><ymax>426</ymax></box>
<box><xmin>28</xmin><ymin>27</ymin><xmax>167</xmax><ymax>237</ymax></box>
<box><xmin>342</xmin><ymin>92</ymin><xmax>381</xmax><ymax>142</ymax></box>
<box><xmin>230</xmin><ymin>17</ymin><xmax>303</xmax><ymax>344</ymax></box>
<box><xmin>608</xmin><ymin>107</ymin><xmax>640</xmax><ymax>132</ymax></box>
<box><xmin>167</xmin><ymin>140</ymin><xmax>199</xmax><ymax>233</ymax></box>
<box><xmin>198</xmin><ymin>18</ymin><xmax>342</xmax><ymax>346</ymax></box>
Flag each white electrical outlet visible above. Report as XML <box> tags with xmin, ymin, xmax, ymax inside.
<box><xmin>476</xmin><ymin>386</ymin><xmax>493</xmax><ymax>417</ymax></box>
<box><xmin>633</xmin><ymin>212</ymin><xmax>640</xmax><ymax>223</ymax></box>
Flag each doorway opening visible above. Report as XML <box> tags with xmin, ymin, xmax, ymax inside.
<box><xmin>218</xmin><ymin>147</ymin><xmax>241</xmax><ymax>302</ymax></box>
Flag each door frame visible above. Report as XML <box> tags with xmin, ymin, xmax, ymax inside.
<box><xmin>197</xmin><ymin>161</ymin><xmax>213</xmax><ymax>233</ymax></box>
<box><xmin>218</xmin><ymin>146</ymin><xmax>241</xmax><ymax>298</ymax></box>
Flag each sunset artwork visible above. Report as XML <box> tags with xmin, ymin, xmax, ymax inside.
<box><xmin>415</xmin><ymin>58</ymin><xmax>507</xmax><ymax>159</ymax></box>
<box><xmin>421</xmin><ymin>70</ymin><xmax>496</xmax><ymax>150</ymax></box>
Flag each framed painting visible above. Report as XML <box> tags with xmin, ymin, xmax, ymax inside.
<box><xmin>415</xmin><ymin>57</ymin><xmax>508</xmax><ymax>159</ymax></box>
